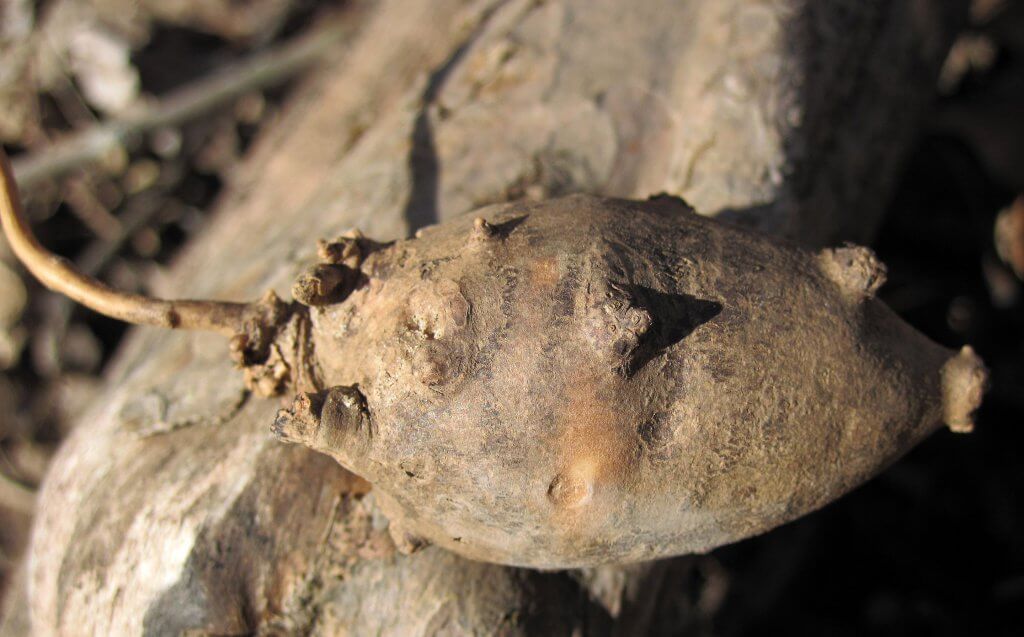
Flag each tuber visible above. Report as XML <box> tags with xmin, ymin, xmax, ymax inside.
<box><xmin>0</xmin><ymin>150</ymin><xmax>987</xmax><ymax>568</ymax></box>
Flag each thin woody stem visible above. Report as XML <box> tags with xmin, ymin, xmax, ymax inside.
<box><xmin>0</xmin><ymin>149</ymin><xmax>248</xmax><ymax>335</ymax></box>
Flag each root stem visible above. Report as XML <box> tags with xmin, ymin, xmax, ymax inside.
<box><xmin>1</xmin><ymin>150</ymin><xmax>248</xmax><ymax>335</ymax></box>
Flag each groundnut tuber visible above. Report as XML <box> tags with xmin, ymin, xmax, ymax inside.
<box><xmin>0</xmin><ymin>151</ymin><xmax>987</xmax><ymax>568</ymax></box>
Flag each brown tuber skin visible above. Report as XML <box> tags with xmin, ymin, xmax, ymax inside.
<box><xmin>0</xmin><ymin>150</ymin><xmax>987</xmax><ymax>569</ymax></box>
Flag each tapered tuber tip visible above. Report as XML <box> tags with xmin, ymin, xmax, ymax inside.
<box><xmin>941</xmin><ymin>345</ymin><xmax>988</xmax><ymax>433</ymax></box>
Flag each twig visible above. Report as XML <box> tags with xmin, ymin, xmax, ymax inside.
<box><xmin>62</xmin><ymin>175</ymin><xmax>123</xmax><ymax>242</ymax></box>
<box><xmin>10</xmin><ymin>19</ymin><xmax>349</xmax><ymax>189</ymax></box>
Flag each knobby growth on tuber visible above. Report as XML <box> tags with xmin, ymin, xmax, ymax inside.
<box><xmin>0</xmin><ymin>149</ymin><xmax>987</xmax><ymax>568</ymax></box>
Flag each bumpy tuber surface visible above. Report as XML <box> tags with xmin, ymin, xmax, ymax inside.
<box><xmin>1</xmin><ymin>151</ymin><xmax>986</xmax><ymax>568</ymax></box>
<box><xmin>273</xmin><ymin>195</ymin><xmax>987</xmax><ymax>568</ymax></box>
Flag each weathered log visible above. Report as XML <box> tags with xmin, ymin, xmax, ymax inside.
<box><xmin>19</xmin><ymin>0</ymin><xmax>964</xmax><ymax>633</ymax></box>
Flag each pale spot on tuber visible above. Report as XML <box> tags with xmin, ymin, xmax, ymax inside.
<box><xmin>547</xmin><ymin>470</ymin><xmax>593</xmax><ymax>509</ymax></box>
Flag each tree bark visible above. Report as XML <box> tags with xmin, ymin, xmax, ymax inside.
<box><xmin>18</xmin><ymin>0</ymin><xmax>964</xmax><ymax>634</ymax></box>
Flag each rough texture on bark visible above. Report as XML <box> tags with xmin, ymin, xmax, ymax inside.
<box><xmin>21</xmin><ymin>0</ymin><xmax>964</xmax><ymax>633</ymax></box>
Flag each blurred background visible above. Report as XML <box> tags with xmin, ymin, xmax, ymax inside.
<box><xmin>0</xmin><ymin>0</ymin><xmax>1022</xmax><ymax>634</ymax></box>
<box><xmin>0</xmin><ymin>0</ymin><xmax>328</xmax><ymax>610</ymax></box>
